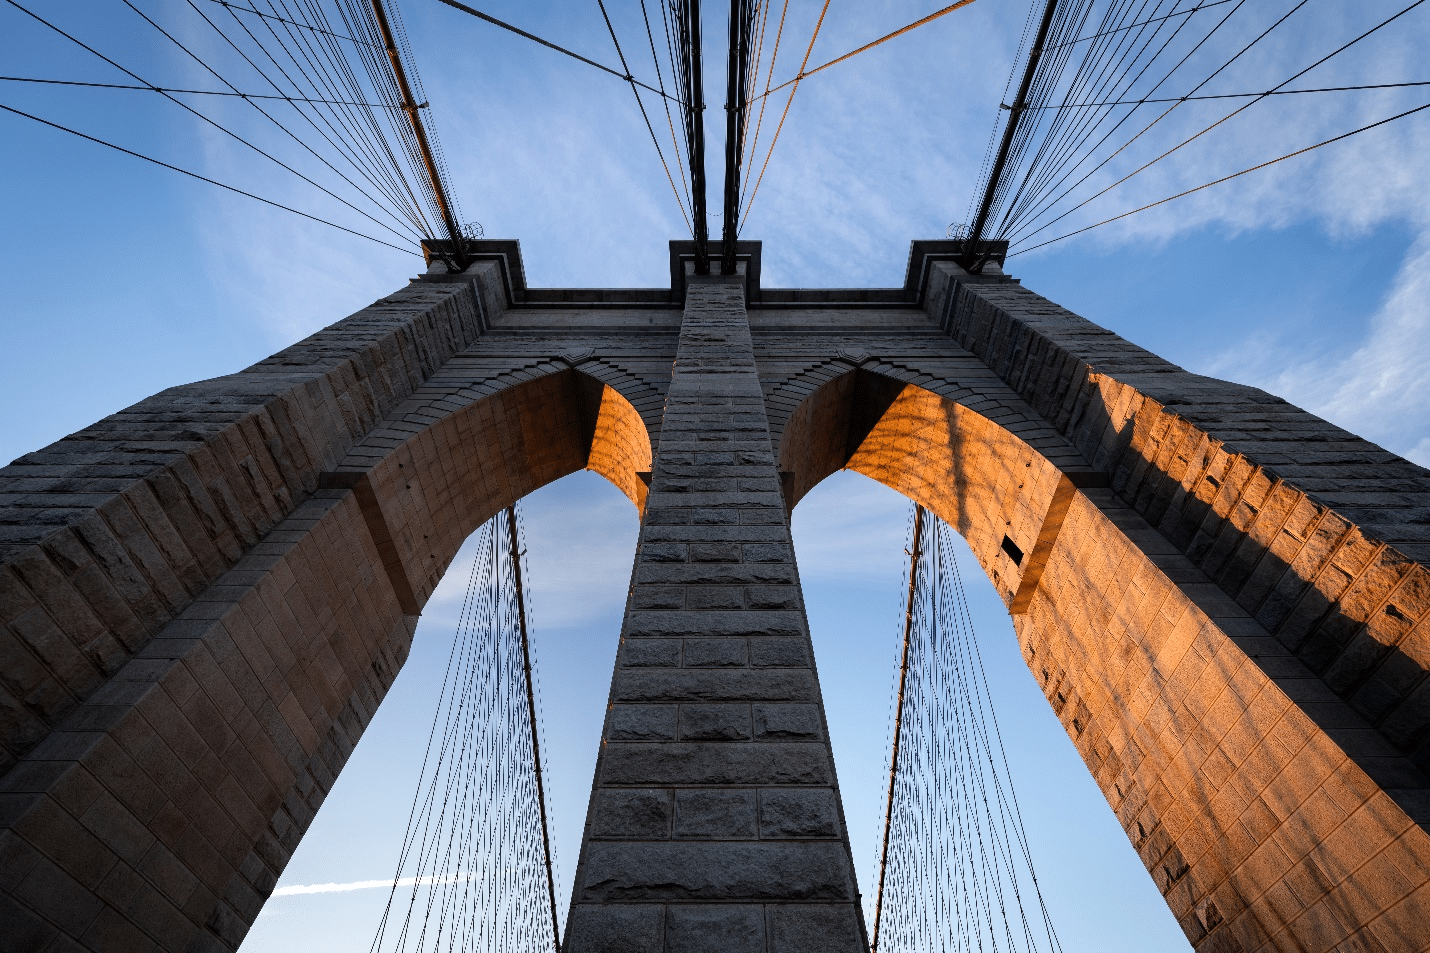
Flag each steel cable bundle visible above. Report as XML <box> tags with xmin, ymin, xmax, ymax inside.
<box><xmin>962</xmin><ymin>0</ymin><xmax>1430</xmax><ymax>259</ymax></box>
<box><xmin>874</xmin><ymin>508</ymin><xmax>1062</xmax><ymax>953</ymax></box>
<box><xmin>369</xmin><ymin>505</ymin><xmax>560</xmax><ymax>953</ymax></box>
<box><xmin>2</xmin><ymin>0</ymin><xmax>470</xmax><ymax>253</ymax></box>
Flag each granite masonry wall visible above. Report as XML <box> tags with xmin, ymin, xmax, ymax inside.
<box><xmin>0</xmin><ymin>244</ymin><xmax>1427</xmax><ymax>953</ymax></box>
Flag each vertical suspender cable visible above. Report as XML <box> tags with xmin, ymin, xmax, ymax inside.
<box><xmin>671</xmin><ymin>0</ymin><xmax>710</xmax><ymax>273</ymax></box>
<box><xmin>964</xmin><ymin>0</ymin><xmax>1060</xmax><ymax>271</ymax></box>
<box><xmin>506</xmin><ymin>505</ymin><xmax>561</xmax><ymax>951</ymax></box>
<box><xmin>368</xmin><ymin>0</ymin><xmax>468</xmax><ymax>267</ymax></box>
<box><xmin>872</xmin><ymin>503</ymin><xmax>924</xmax><ymax>952</ymax></box>
<box><xmin>720</xmin><ymin>0</ymin><xmax>755</xmax><ymax>274</ymax></box>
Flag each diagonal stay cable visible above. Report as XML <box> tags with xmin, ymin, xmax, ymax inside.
<box><xmin>639</xmin><ymin>0</ymin><xmax>692</xmax><ymax>211</ymax></box>
<box><xmin>996</xmin><ymin>0</ymin><xmax>1150</xmax><ymax>239</ymax></box>
<box><xmin>206</xmin><ymin>0</ymin><xmax>376</xmax><ymax>47</ymax></box>
<box><xmin>0</xmin><ymin>75</ymin><xmax>390</xmax><ymax>106</ymax></box>
<box><xmin>293</xmin><ymin>0</ymin><xmax>434</xmax><ymax>231</ymax></box>
<box><xmin>997</xmin><ymin>0</ymin><xmax>1250</xmax><ymax>240</ymax></box>
<box><xmin>1011</xmin><ymin>0</ymin><xmax>1427</xmax><ymax>244</ymax></box>
<box><xmin>740</xmin><ymin>0</ymin><xmax>831</xmax><ymax>227</ymax></box>
<box><xmin>1048</xmin><ymin>0</ymin><xmax>1235</xmax><ymax>52</ymax></box>
<box><xmin>434</xmin><ymin>0</ymin><xmax>679</xmax><ymax>102</ymax></box>
<box><xmin>596</xmin><ymin>0</ymin><xmax>692</xmax><ymax>230</ymax></box>
<box><xmin>1023</xmin><ymin>79</ymin><xmax>1430</xmax><ymax>109</ymax></box>
<box><xmin>1011</xmin><ymin>97</ymin><xmax>1430</xmax><ymax>256</ymax></box>
<box><xmin>749</xmin><ymin>0</ymin><xmax>981</xmax><ymax>105</ymax></box>
<box><xmin>1001</xmin><ymin>0</ymin><xmax>1196</xmax><ymax>238</ymax></box>
<box><xmin>0</xmin><ymin>100</ymin><xmax>418</xmax><ymax>254</ymax></box>
<box><xmin>239</xmin><ymin>0</ymin><xmax>426</xmax><ymax>228</ymax></box>
<box><xmin>740</xmin><ymin>0</ymin><xmax>789</xmax><ymax>199</ymax></box>
<box><xmin>6</xmin><ymin>0</ymin><xmax>421</xmax><ymax>243</ymax></box>
<box><xmin>172</xmin><ymin>0</ymin><xmax>426</xmax><ymax>238</ymax></box>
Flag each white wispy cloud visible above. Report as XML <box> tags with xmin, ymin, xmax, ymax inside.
<box><xmin>1210</xmin><ymin>231</ymin><xmax>1430</xmax><ymax>466</ymax></box>
<box><xmin>270</xmin><ymin>873</ymin><xmax>473</xmax><ymax>898</ymax></box>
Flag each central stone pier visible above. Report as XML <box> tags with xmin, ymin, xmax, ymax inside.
<box><xmin>564</xmin><ymin>274</ymin><xmax>868</xmax><ymax>953</ymax></box>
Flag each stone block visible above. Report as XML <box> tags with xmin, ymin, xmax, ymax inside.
<box><xmin>614</xmin><ymin>670</ymin><xmax>817</xmax><ymax>704</ymax></box>
<box><xmin>622</xmin><ymin>640</ymin><xmax>682</xmax><ymax>668</ymax></box>
<box><xmin>665</xmin><ymin>904</ymin><xmax>764</xmax><ymax>953</ymax></box>
<box><xmin>746</xmin><ymin>586</ymin><xmax>800</xmax><ymax>610</ymax></box>
<box><xmin>679</xmin><ymin>705</ymin><xmax>752</xmax><ymax>741</ymax></box>
<box><xmin>742</xmin><ymin>544</ymin><xmax>792</xmax><ymax>563</ymax></box>
<box><xmin>625</xmin><ymin>611</ymin><xmax>804</xmax><ymax>640</ymax></box>
<box><xmin>601</xmin><ymin>743</ymin><xmax>832</xmax><ymax>786</ymax></box>
<box><xmin>608</xmin><ymin>707</ymin><xmax>678</xmax><ymax>742</ymax></box>
<box><xmin>683</xmin><ymin>639</ymin><xmax>747</xmax><ymax>668</ymax></box>
<box><xmin>576</xmin><ymin>842</ymin><xmax>855</xmax><ymax>902</ymax></box>
<box><xmin>634</xmin><ymin>588</ymin><xmax>685</xmax><ymax>610</ymax></box>
<box><xmin>688</xmin><ymin>543</ymin><xmax>741</xmax><ymax>563</ymax></box>
<box><xmin>591</xmin><ymin>790</ymin><xmax>673</xmax><ymax>839</ymax></box>
<box><xmin>564</xmin><ymin>904</ymin><xmax>664</xmax><ymax>953</ymax></box>
<box><xmin>673</xmin><ymin>790</ymin><xmax>757</xmax><ymax>839</ymax></box>
<box><xmin>767</xmin><ymin>904</ymin><xmax>866</xmax><ymax>953</ymax></box>
<box><xmin>760</xmin><ymin>790</ymin><xmax>839</xmax><ymax>838</ymax></box>
<box><xmin>641</xmin><ymin>544</ymin><xmax>688</xmax><ymax>564</ymax></box>
<box><xmin>748</xmin><ymin>638</ymin><xmax>809</xmax><ymax>668</ymax></box>
<box><xmin>636</xmin><ymin>563</ymin><xmax>794</xmax><ymax>586</ymax></box>
<box><xmin>685</xmin><ymin>587</ymin><xmax>743</xmax><ymax>610</ymax></box>
<box><xmin>753</xmin><ymin>705</ymin><xmax>823</xmax><ymax>740</ymax></box>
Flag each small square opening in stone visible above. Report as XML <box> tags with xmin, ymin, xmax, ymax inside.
<box><xmin>1001</xmin><ymin>535</ymin><xmax>1024</xmax><ymax>565</ymax></box>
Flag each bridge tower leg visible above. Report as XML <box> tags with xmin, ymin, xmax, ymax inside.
<box><xmin>563</xmin><ymin>274</ymin><xmax>868</xmax><ymax>953</ymax></box>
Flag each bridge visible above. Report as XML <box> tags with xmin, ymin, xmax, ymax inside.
<box><xmin>2</xmin><ymin>1</ymin><xmax>1430</xmax><ymax>952</ymax></box>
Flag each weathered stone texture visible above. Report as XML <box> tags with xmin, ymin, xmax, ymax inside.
<box><xmin>2</xmin><ymin>241</ymin><xmax>1429</xmax><ymax>953</ymax></box>
<box><xmin>0</xmin><ymin>267</ymin><xmax>499</xmax><ymax>775</ymax></box>
<box><xmin>567</xmin><ymin>276</ymin><xmax>868</xmax><ymax>952</ymax></box>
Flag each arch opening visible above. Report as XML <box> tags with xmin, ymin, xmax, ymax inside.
<box><xmin>776</xmin><ymin>367</ymin><xmax>1430</xmax><ymax>952</ymax></box>
<box><xmin>354</xmin><ymin>367</ymin><xmax>653</xmax><ymax>616</ymax></box>
<box><xmin>788</xmin><ymin>469</ymin><xmax>1195</xmax><ymax>952</ymax></box>
<box><xmin>238</xmin><ymin>470</ymin><xmax>641</xmax><ymax>952</ymax></box>
<box><xmin>779</xmin><ymin>367</ymin><xmax>1064</xmax><ymax>610</ymax></box>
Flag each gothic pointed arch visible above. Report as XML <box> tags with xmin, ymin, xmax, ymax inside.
<box><xmin>777</xmin><ymin>365</ymin><xmax>1430</xmax><ymax>951</ymax></box>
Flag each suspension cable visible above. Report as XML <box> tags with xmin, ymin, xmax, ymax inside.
<box><xmin>876</xmin><ymin>507</ymin><xmax>1064</xmax><ymax>953</ymax></box>
<box><xmin>368</xmin><ymin>0</ymin><xmax>466</xmax><ymax>261</ymax></box>
<box><xmin>1011</xmin><ymin>96</ymin><xmax>1430</xmax><ymax>256</ymax></box>
<box><xmin>739</xmin><ymin>0</ymin><xmax>831</xmax><ymax>227</ymax></box>
<box><xmin>206</xmin><ymin>0</ymin><xmax>377</xmax><ymax>47</ymax></box>
<box><xmin>872</xmin><ymin>504</ymin><xmax>924</xmax><ymax>953</ymax></box>
<box><xmin>506</xmin><ymin>506</ymin><xmax>561</xmax><ymax>952</ymax></box>
<box><xmin>1046</xmin><ymin>0</ymin><xmax>1235</xmax><ymax>52</ymax></box>
<box><xmin>1021</xmin><ymin>79</ymin><xmax>1430</xmax><ymax>110</ymax></box>
<box><xmin>6</xmin><ymin>0</ymin><xmax>423</xmax><ymax>244</ymax></box>
<box><xmin>434</xmin><ymin>0</ymin><xmax>678</xmax><ymax>102</ymax></box>
<box><xmin>597</xmin><ymin>0</ymin><xmax>693</xmax><ymax>231</ymax></box>
<box><xmin>0</xmin><ymin>101</ymin><xmax>418</xmax><ymax>253</ymax></box>
<box><xmin>0</xmin><ymin>74</ymin><xmax>393</xmax><ymax>106</ymax></box>
<box><xmin>1009</xmin><ymin>0</ymin><xmax>1427</xmax><ymax>246</ymax></box>
<box><xmin>749</xmin><ymin>0</ymin><xmax>981</xmax><ymax>105</ymax></box>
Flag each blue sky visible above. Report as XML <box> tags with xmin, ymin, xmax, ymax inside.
<box><xmin>4</xmin><ymin>1</ymin><xmax>1430</xmax><ymax>951</ymax></box>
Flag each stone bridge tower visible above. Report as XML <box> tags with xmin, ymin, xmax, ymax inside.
<box><xmin>1</xmin><ymin>240</ymin><xmax>1427</xmax><ymax>953</ymax></box>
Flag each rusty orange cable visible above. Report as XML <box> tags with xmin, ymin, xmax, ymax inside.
<box><xmin>741</xmin><ymin>0</ymin><xmax>981</xmax><ymax>225</ymax></box>
<box><xmin>751</xmin><ymin>0</ymin><xmax>980</xmax><ymax>106</ymax></box>
<box><xmin>740</xmin><ymin>0</ymin><xmax>792</xmax><ymax>198</ymax></box>
<box><xmin>740</xmin><ymin>0</ymin><xmax>832</xmax><ymax>226</ymax></box>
